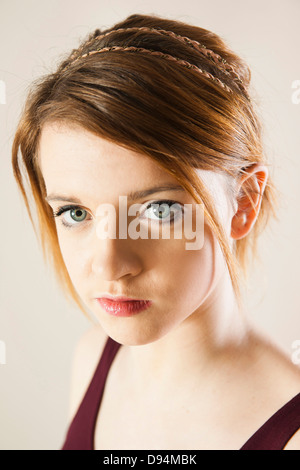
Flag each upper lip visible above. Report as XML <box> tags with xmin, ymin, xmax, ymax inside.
<box><xmin>96</xmin><ymin>294</ymin><xmax>148</xmax><ymax>302</ymax></box>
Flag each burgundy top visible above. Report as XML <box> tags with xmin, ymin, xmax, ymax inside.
<box><xmin>61</xmin><ymin>336</ymin><xmax>300</xmax><ymax>450</ymax></box>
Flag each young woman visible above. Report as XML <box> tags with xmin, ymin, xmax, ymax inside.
<box><xmin>11</xmin><ymin>13</ymin><xmax>300</xmax><ymax>450</ymax></box>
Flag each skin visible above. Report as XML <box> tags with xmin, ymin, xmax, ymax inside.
<box><xmin>38</xmin><ymin>121</ymin><xmax>300</xmax><ymax>450</ymax></box>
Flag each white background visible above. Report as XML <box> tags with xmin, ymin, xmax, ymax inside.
<box><xmin>0</xmin><ymin>0</ymin><xmax>299</xmax><ymax>449</ymax></box>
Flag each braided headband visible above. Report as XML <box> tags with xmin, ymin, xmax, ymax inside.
<box><xmin>67</xmin><ymin>26</ymin><xmax>249</xmax><ymax>100</ymax></box>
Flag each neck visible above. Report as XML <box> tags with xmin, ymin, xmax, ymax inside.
<box><xmin>122</xmin><ymin>272</ymin><xmax>252</xmax><ymax>393</ymax></box>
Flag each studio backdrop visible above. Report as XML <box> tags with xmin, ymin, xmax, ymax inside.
<box><xmin>0</xmin><ymin>0</ymin><xmax>299</xmax><ymax>450</ymax></box>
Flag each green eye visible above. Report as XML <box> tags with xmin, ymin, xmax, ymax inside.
<box><xmin>147</xmin><ymin>202</ymin><xmax>169</xmax><ymax>220</ymax></box>
<box><xmin>52</xmin><ymin>205</ymin><xmax>89</xmax><ymax>228</ymax></box>
<box><xmin>69</xmin><ymin>208</ymin><xmax>87</xmax><ymax>222</ymax></box>
<box><xmin>141</xmin><ymin>200</ymin><xmax>183</xmax><ymax>223</ymax></box>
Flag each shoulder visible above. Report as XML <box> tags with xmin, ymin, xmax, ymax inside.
<box><xmin>252</xmin><ymin>330</ymin><xmax>300</xmax><ymax>397</ymax></box>
<box><xmin>284</xmin><ymin>428</ymin><xmax>300</xmax><ymax>450</ymax></box>
<box><xmin>248</xmin><ymin>331</ymin><xmax>300</xmax><ymax>449</ymax></box>
<box><xmin>68</xmin><ymin>323</ymin><xmax>108</xmax><ymax>421</ymax></box>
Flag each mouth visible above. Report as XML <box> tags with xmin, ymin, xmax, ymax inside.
<box><xmin>95</xmin><ymin>297</ymin><xmax>152</xmax><ymax>317</ymax></box>
<box><xmin>96</xmin><ymin>294</ymin><xmax>148</xmax><ymax>302</ymax></box>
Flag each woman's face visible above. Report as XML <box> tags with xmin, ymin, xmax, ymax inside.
<box><xmin>38</xmin><ymin>121</ymin><xmax>235</xmax><ymax>345</ymax></box>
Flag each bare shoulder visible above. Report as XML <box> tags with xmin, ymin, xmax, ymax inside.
<box><xmin>248</xmin><ymin>330</ymin><xmax>300</xmax><ymax>400</ymax></box>
<box><xmin>68</xmin><ymin>323</ymin><xmax>108</xmax><ymax>421</ymax></box>
<box><xmin>284</xmin><ymin>428</ymin><xmax>300</xmax><ymax>450</ymax></box>
<box><xmin>247</xmin><ymin>330</ymin><xmax>300</xmax><ymax>449</ymax></box>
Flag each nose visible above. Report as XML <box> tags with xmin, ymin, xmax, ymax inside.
<box><xmin>91</xmin><ymin>231</ymin><xmax>142</xmax><ymax>280</ymax></box>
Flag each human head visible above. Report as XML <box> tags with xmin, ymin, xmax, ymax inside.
<box><xmin>11</xmin><ymin>13</ymin><xmax>278</xmax><ymax>324</ymax></box>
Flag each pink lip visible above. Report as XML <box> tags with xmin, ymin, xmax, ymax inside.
<box><xmin>96</xmin><ymin>298</ymin><xmax>152</xmax><ymax>317</ymax></box>
<box><xmin>96</xmin><ymin>293</ymin><xmax>147</xmax><ymax>302</ymax></box>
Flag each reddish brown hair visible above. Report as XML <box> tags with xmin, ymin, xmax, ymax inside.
<box><xmin>11</xmin><ymin>13</ymin><xmax>279</xmax><ymax>320</ymax></box>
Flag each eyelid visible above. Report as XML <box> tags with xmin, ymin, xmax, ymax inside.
<box><xmin>51</xmin><ymin>199</ymin><xmax>184</xmax><ymax>228</ymax></box>
<box><xmin>139</xmin><ymin>199</ymin><xmax>184</xmax><ymax>222</ymax></box>
<box><xmin>140</xmin><ymin>199</ymin><xmax>183</xmax><ymax>213</ymax></box>
<box><xmin>51</xmin><ymin>204</ymin><xmax>92</xmax><ymax>229</ymax></box>
<box><xmin>52</xmin><ymin>204</ymin><xmax>90</xmax><ymax>217</ymax></box>
<box><xmin>52</xmin><ymin>199</ymin><xmax>183</xmax><ymax>215</ymax></box>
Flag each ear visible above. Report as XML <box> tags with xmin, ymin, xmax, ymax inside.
<box><xmin>231</xmin><ymin>164</ymin><xmax>269</xmax><ymax>240</ymax></box>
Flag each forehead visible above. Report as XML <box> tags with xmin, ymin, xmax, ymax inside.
<box><xmin>37</xmin><ymin>121</ymin><xmax>231</xmax><ymax>213</ymax></box>
<box><xmin>38</xmin><ymin>121</ymin><xmax>177</xmax><ymax>186</ymax></box>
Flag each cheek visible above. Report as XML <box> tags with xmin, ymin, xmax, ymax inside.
<box><xmin>56</xmin><ymin>231</ymin><xmax>87</xmax><ymax>285</ymax></box>
<box><xmin>55</xmin><ymin>220</ymin><xmax>221</xmax><ymax>314</ymax></box>
<box><xmin>150</xmin><ymin>224</ymin><xmax>217</xmax><ymax>310</ymax></box>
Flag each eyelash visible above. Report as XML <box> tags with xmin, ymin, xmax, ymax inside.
<box><xmin>51</xmin><ymin>200</ymin><xmax>183</xmax><ymax>230</ymax></box>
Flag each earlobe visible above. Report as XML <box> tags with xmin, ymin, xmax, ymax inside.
<box><xmin>231</xmin><ymin>212</ymin><xmax>251</xmax><ymax>240</ymax></box>
<box><xmin>230</xmin><ymin>164</ymin><xmax>269</xmax><ymax>241</ymax></box>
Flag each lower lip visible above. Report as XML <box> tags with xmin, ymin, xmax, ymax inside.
<box><xmin>96</xmin><ymin>298</ymin><xmax>152</xmax><ymax>317</ymax></box>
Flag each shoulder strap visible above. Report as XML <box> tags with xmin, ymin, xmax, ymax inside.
<box><xmin>240</xmin><ymin>392</ymin><xmax>300</xmax><ymax>450</ymax></box>
<box><xmin>61</xmin><ymin>335</ymin><xmax>122</xmax><ymax>450</ymax></box>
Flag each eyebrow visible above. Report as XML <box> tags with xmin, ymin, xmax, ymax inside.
<box><xmin>44</xmin><ymin>184</ymin><xmax>185</xmax><ymax>204</ymax></box>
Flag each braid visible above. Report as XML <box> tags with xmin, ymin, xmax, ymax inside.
<box><xmin>61</xmin><ymin>26</ymin><xmax>250</xmax><ymax>100</ymax></box>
